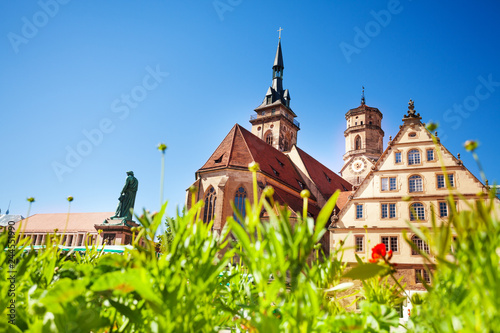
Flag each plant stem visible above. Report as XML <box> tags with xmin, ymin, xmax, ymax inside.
<box><xmin>160</xmin><ymin>151</ymin><xmax>165</xmax><ymax>207</ymax></box>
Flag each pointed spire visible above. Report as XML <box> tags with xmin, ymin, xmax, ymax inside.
<box><xmin>271</xmin><ymin>31</ymin><xmax>285</xmax><ymax>96</ymax></box>
<box><xmin>361</xmin><ymin>86</ymin><xmax>365</xmax><ymax>105</ymax></box>
<box><xmin>273</xmin><ymin>40</ymin><xmax>284</xmax><ymax>69</ymax></box>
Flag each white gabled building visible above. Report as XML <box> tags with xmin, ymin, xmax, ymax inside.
<box><xmin>331</xmin><ymin>100</ymin><xmax>491</xmax><ymax>290</ymax></box>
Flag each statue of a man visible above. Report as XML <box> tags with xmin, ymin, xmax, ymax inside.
<box><xmin>112</xmin><ymin>171</ymin><xmax>139</xmax><ymax>221</ymax></box>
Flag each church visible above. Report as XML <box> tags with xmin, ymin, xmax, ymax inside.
<box><xmin>187</xmin><ymin>37</ymin><xmax>490</xmax><ymax>289</ymax></box>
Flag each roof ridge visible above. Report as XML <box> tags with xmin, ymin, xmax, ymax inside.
<box><xmin>226</xmin><ymin>124</ymin><xmax>239</xmax><ymax>168</ymax></box>
<box><xmin>235</xmin><ymin>124</ymin><xmax>257</xmax><ymax>166</ymax></box>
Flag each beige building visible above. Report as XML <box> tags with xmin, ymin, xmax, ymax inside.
<box><xmin>331</xmin><ymin>100</ymin><xmax>489</xmax><ymax>289</ymax></box>
<box><xmin>12</xmin><ymin>212</ymin><xmax>141</xmax><ymax>246</ymax></box>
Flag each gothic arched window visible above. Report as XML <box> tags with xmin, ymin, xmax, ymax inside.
<box><xmin>409</xmin><ymin>175</ymin><xmax>423</xmax><ymax>193</ymax></box>
<box><xmin>355</xmin><ymin>135</ymin><xmax>361</xmax><ymax>150</ymax></box>
<box><xmin>408</xmin><ymin>149</ymin><xmax>421</xmax><ymax>165</ymax></box>
<box><xmin>233</xmin><ymin>187</ymin><xmax>247</xmax><ymax>224</ymax></box>
<box><xmin>203</xmin><ymin>187</ymin><xmax>217</xmax><ymax>223</ymax></box>
<box><xmin>265</xmin><ymin>131</ymin><xmax>273</xmax><ymax>145</ymax></box>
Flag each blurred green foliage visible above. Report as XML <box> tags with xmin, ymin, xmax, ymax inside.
<box><xmin>1</xmin><ymin>162</ymin><xmax>498</xmax><ymax>332</ymax></box>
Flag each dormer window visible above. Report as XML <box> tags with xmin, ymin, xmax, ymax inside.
<box><xmin>271</xmin><ymin>166</ymin><xmax>279</xmax><ymax>177</ymax></box>
<box><xmin>409</xmin><ymin>132</ymin><xmax>417</xmax><ymax>138</ymax></box>
<box><xmin>214</xmin><ymin>154</ymin><xmax>224</xmax><ymax>163</ymax></box>
<box><xmin>266</xmin><ymin>96</ymin><xmax>272</xmax><ymax>104</ymax></box>
<box><xmin>324</xmin><ymin>172</ymin><xmax>331</xmax><ymax>183</ymax></box>
<box><xmin>276</xmin><ymin>158</ymin><xmax>284</xmax><ymax>167</ymax></box>
<box><xmin>297</xmin><ymin>180</ymin><xmax>305</xmax><ymax>189</ymax></box>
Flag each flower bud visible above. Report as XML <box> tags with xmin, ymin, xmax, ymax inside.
<box><xmin>300</xmin><ymin>189</ymin><xmax>310</xmax><ymax>199</ymax></box>
<box><xmin>248</xmin><ymin>161</ymin><xmax>260</xmax><ymax>172</ymax></box>
<box><xmin>27</xmin><ymin>197</ymin><xmax>35</xmax><ymax>203</ymax></box>
<box><xmin>263</xmin><ymin>186</ymin><xmax>274</xmax><ymax>198</ymax></box>
<box><xmin>387</xmin><ymin>250</ymin><xmax>393</xmax><ymax>260</ymax></box>
<box><xmin>157</xmin><ymin>143</ymin><xmax>167</xmax><ymax>152</ymax></box>
<box><xmin>426</xmin><ymin>122</ymin><xmax>438</xmax><ymax>133</ymax></box>
<box><xmin>67</xmin><ymin>196</ymin><xmax>74</xmax><ymax>202</ymax></box>
<box><xmin>464</xmin><ymin>140</ymin><xmax>478</xmax><ymax>152</ymax></box>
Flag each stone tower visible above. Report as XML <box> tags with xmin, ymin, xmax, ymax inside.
<box><xmin>340</xmin><ymin>90</ymin><xmax>384</xmax><ymax>185</ymax></box>
<box><xmin>250</xmin><ymin>37</ymin><xmax>300</xmax><ymax>152</ymax></box>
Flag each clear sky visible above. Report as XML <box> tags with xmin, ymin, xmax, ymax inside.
<box><xmin>1</xmin><ymin>1</ymin><xmax>499</xmax><ymax>225</ymax></box>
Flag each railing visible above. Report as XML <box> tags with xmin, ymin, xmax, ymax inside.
<box><xmin>249</xmin><ymin>110</ymin><xmax>300</xmax><ymax>129</ymax></box>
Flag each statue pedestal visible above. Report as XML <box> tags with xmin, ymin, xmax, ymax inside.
<box><xmin>95</xmin><ymin>219</ymin><xmax>140</xmax><ymax>245</ymax></box>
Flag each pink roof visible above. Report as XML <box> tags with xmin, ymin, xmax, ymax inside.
<box><xmin>18</xmin><ymin>212</ymin><xmax>114</xmax><ymax>233</ymax></box>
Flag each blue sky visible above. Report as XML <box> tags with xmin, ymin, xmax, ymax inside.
<box><xmin>1</xmin><ymin>0</ymin><xmax>499</xmax><ymax>223</ymax></box>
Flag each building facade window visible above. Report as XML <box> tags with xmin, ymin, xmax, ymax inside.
<box><xmin>439</xmin><ymin>201</ymin><xmax>448</xmax><ymax>217</ymax></box>
<box><xmin>265</xmin><ymin>132</ymin><xmax>273</xmax><ymax>145</ymax></box>
<box><xmin>203</xmin><ymin>187</ymin><xmax>217</xmax><ymax>223</ymax></box>
<box><xmin>233</xmin><ymin>187</ymin><xmax>247</xmax><ymax>224</ymax></box>
<box><xmin>415</xmin><ymin>268</ymin><xmax>431</xmax><ymax>283</ymax></box>
<box><xmin>408</xmin><ymin>149</ymin><xmax>421</xmax><ymax>165</ymax></box>
<box><xmin>355</xmin><ymin>236</ymin><xmax>364</xmax><ymax>252</ymax></box>
<box><xmin>395</xmin><ymin>152</ymin><xmax>402</xmax><ymax>164</ymax></box>
<box><xmin>381</xmin><ymin>177</ymin><xmax>397</xmax><ymax>191</ymax></box>
<box><xmin>355</xmin><ymin>135</ymin><xmax>361</xmax><ymax>150</ymax></box>
<box><xmin>409</xmin><ymin>175</ymin><xmax>423</xmax><ymax>192</ymax></box>
<box><xmin>355</xmin><ymin>204</ymin><xmax>363</xmax><ymax>219</ymax></box>
<box><xmin>426</xmin><ymin>149</ymin><xmax>435</xmax><ymax>161</ymax></box>
<box><xmin>381</xmin><ymin>236</ymin><xmax>398</xmax><ymax>252</ymax></box>
<box><xmin>410</xmin><ymin>202</ymin><xmax>425</xmax><ymax>221</ymax></box>
<box><xmin>412</xmin><ymin>235</ymin><xmax>430</xmax><ymax>254</ymax></box>
<box><xmin>437</xmin><ymin>174</ymin><xmax>455</xmax><ymax>189</ymax></box>
<box><xmin>381</xmin><ymin>203</ymin><xmax>396</xmax><ymax>219</ymax></box>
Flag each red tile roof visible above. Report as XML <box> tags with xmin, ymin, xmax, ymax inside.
<box><xmin>271</xmin><ymin>186</ymin><xmax>321</xmax><ymax>218</ymax></box>
<box><xmin>18</xmin><ymin>212</ymin><xmax>114</xmax><ymax>233</ymax></box>
<box><xmin>294</xmin><ymin>146</ymin><xmax>352</xmax><ymax>201</ymax></box>
<box><xmin>197</xmin><ymin>124</ymin><xmax>352</xmax><ymax>220</ymax></box>
<box><xmin>198</xmin><ymin>124</ymin><xmax>305</xmax><ymax>193</ymax></box>
<box><xmin>336</xmin><ymin>191</ymin><xmax>354</xmax><ymax>211</ymax></box>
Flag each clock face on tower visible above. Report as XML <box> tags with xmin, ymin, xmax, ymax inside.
<box><xmin>350</xmin><ymin>157</ymin><xmax>367</xmax><ymax>174</ymax></box>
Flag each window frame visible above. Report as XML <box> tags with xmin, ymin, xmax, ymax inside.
<box><xmin>381</xmin><ymin>235</ymin><xmax>399</xmax><ymax>253</ymax></box>
<box><xmin>355</xmin><ymin>235</ymin><xmax>364</xmax><ymax>252</ymax></box>
<box><xmin>436</xmin><ymin>173</ymin><xmax>455</xmax><ymax>189</ymax></box>
<box><xmin>265</xmin><ymin>131</ymin><xmax>273</xmax><ymax>145</ymax></box>
<box><xmin>394</xmin><ymin>151</ymin><xmax>402</xmax><ymax>164</ymax></box>
<box><xmin>408</xmin><ymin>149</ymin><xmax>422</xmax><ymax>165</ymax></box>
<box><xmin>381</xmin><ymin>176</ymin><xmax>397</xmax><ymax>192</ymax></box>
<box><xmin>409</xmin><ymin>174</ymin><xmax>424</xmax><ymax>193</ymax></box>
<box><xmin>410</xmin><ymin>202</ymin><xmax>426</xmax><ymax>221</ymax></box>
<box><xmin>411</xmin><ymin>235</ymin><xmax>430</xmax><ymax>255</ymax></box>
<box><xmin>426</xmin><ymin>149</ymin><xmax>435</xmax><ymax>162</ymax></box>
<box><xmin>203</xmin><ymin>187</ymin><xmax>217</xmax><ymax>224</ymax></box>
<box><xmin>233</xmin><ymin>186</ymin><xmax>247</xmax><ymax>225</ymax></box>
<box><xmin>415</xmin><ymin>268</ymin><xmax>431</xmax><ymax>284</ymax></box>
<box><xmin>381</xmin><ymin>203</ymin><xmax>397</xmax><ymax>219</ymax></box>
<box><xmin>355</xmin><ymin>204</ymin><xmax>364</xmax><ymax>220</ymax></box>
<box><xmin>438</xmin><ymin>201</ymin><xmax>448</xmax><ymax>218</ymax></box>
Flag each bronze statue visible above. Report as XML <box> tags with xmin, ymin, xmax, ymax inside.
<box><xmin>111</xmin><ymin>171</ymin><xmax>139</xmax><ymax>222</ymax></box>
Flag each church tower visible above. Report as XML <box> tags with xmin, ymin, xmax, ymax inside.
<box><xmin>340</xmin><ymin>89</ymin><xmax>384</xmax><ymax>185</ymax></box>
<box><xmin>250</xmin><ymin>34</ymin><xmax>299</xmax><ymax>152</ymax></box>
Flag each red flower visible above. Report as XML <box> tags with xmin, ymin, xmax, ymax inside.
<box><xmin>387</xmin><ymin>250</ymin><xmax>393</xmax><ymax>260</ymax></box>
<box><xmin>369</xmin><ymin>243</ymin><xmax>387</xmax><ymax>263</ymax></box>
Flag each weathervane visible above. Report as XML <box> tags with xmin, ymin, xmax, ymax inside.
<box><xmin>278</xmin><ymin>27</ymin><xmax>283</xmax><ymax>40</ymax></box>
